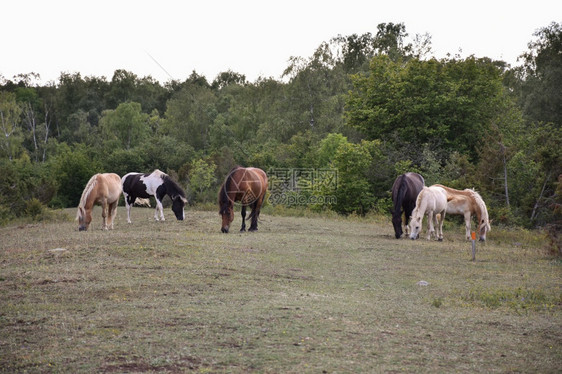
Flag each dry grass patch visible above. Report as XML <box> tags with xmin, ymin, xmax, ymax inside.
<box><xmin>0</xmin><ymin>207</ymin><xmax>560</xmax><ymax>373</ymax></box>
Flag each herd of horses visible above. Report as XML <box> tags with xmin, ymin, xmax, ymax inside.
<box><xmin>76</xmin><ymin>168</ymin><xmax>490</xmax><ymax>241</ymax></box>
<box><xmin>391</xmin><ymin>172</ymin><xmax>491</xmax><ymax>242</ymax></box>
<box><xmin>76</xmin><ymin>166</ymin><xmax>267</xmax><ymax>234</ymax></box>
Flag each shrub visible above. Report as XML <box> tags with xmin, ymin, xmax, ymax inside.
<box><xmin>25</xmin><ymin>198</ymin><xmax>45</xmax><ymax>220</ymax></box>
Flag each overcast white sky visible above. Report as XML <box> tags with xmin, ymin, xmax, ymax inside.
<box><xmin>2</xmin><ymin>1</ymin><xmax>560</xmax><ymax>85</ymax></box>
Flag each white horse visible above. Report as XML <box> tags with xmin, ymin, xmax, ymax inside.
<box><xmin>409</xmin><ymin>186</ymin><xmax>448</xmax><ymax>241</ymax></box>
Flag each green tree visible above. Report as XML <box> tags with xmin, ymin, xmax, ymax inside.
<box><xmin>102</xmin><ymin>148</ymin><xmax>146</xmax><ymax>177</ymax></box>
<box><xmin>55</xmin><ymin>73</ymin><xmax>101</xmax><ymax>142</ymax></box>
<box><xmin>281</xmin><ymin>42</ymin><xmax>348</xmax><ymax>140</ymax></box>
<box><xmin>346</xmin><ymin>55</ymin><xmax>512</xmax><ymax>163</ymax></box>
<box><xmin>99</xmin><ymin>102</ymin><xmax>150</xmax><ymax>150</ymax></box>
<box><xmin>525</xmin><ymin>122</ymin><xmax>562</xmax><ymax>224</ymax></box>
<box><xmin>317</xmin><ymin>133</ymin><xmax>349</xmax><ymax>167</ymax></box>
<box><xmin>50</xmin><ymin>144</ymin><xmax>102</xmax><ymax>208</ymax></box>
<box><xmin>0</xmin><ymin>91</ymin><xmax>24</xmax><ymax>160</ymax></box>
<box><xmin>189</xmin><ymin>158</ymin><xmax>217</xmax><ymax>201</ymax></box>
<box><xmin>519</xmin><ymin>22</ymin><xmax>562</xmax><ymax>125</ymax></box>
<box><xmin>162</xmin><ymin>83</ymin><xmax>217</xmax><ymax>150</ymax></box>
<box><xmin>0</xmin><ymin>155</ymin><xmax>55</xmax><ymax>219</ymax></box>
<box><xmin>372</xmin><ymin>22</ymin><xmax>413</xmax><ymax>61</ymax></box>
<box><xmin>330</xmin><ymin>139</ymin><xmax>377</xmax><ymax>215</ymax></box>
<box><xmin>211</xmin><ymin>70</ymin><xmax>247</xmax><ymax>90</ymax></box>
<box><xmin>330</xmin><ymin>23</ymin><xmax>414</xmax><ymax>73</ymax></box>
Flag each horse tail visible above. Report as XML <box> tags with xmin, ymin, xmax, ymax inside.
<box><xmin>247</xmin><ymin>209</ymin><xmax>256</xmax><ymax>221</ymax></box>
<box><xmin>246</xmin><ymin>196</ymin><xmax>261</xmax><ymax>221</ymax></box>
<box><xmin>393</xmin><ymin>175</ymin><xmax>406</xmax><ymax>217</ymax></box>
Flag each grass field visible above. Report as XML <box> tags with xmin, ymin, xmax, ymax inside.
<box><xmin>1</xmin><ymin>206</ymin><xmax>560</xmax><ymax>373</ymax></box>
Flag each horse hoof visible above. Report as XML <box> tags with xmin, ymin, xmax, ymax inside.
<box><xmin>240</xmin><ymin>228</ymin><xmax>246</xmax><ymax>232</ymax></box>
<box><xmin>221</xmin><ymin>228</ymin><xmax>229</xmax><ymax>233</ymax></box>
<box><xmin>438</xmin><ymin>238</ymin><xmax>443</xmax><ymax>242</ymax></box>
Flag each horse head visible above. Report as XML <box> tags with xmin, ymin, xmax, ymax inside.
<box><xmin>171</xmin><ymin>195</ymin><xmax>187</xmax><ymax>221</ymax></box>
<box><xmin>219</xmin><ymin>203</ymin><xmax>234</xmax><ymax>233</ymax></box>
<box><xmin>76</xmin><ymin>207</ymin><xmax>91</xmax><ymax>231</ymax></box>
<box><xmin>478</xmin><ymin>219</ymin><xmax>491</xmax><ymax>241</ymax></box>
<box><xmin>218</xmin><ymin>172</ymin><xmax>236</xmax><ymax>233</ymax></box>
<box><xmin>409</xmin><ymin>215</ymin><xmax>422</xmax><ymax>240</ymax></box>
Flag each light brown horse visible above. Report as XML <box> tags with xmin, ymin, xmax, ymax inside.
<box><xmin>76</xmin><ymin>173</ymin><xmax>122</xmax><ymax>231</ymax></box>
<box><xmin>219</xmin><ymin>166</ymin><xmax>268</xmax><ymax>233</ymax></box>
<box><xmin>433</xmin><ymin>184</ymin><xmax>491</xmax><ymax>241</ymax></box>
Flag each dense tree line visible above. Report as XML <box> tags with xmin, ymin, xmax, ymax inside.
<box><xmin>1</xmin><ymin>23</ymin><xmax>560</xmax><ymax>236</ymax></box>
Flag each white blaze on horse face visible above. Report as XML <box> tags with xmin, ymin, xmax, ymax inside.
<box><xmin>409</xmin><ymin>216</ymin><xmax>422</xmax><ymax>239</ymax></box>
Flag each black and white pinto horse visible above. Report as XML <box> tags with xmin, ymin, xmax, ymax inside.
<box><xmin>122</xmin><ymin>169</ymin><xmax>187</xmax><ymax>223</ymax></box>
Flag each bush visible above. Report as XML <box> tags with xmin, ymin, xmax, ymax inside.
<box><xmin>51</xmin><ymin>145</ymin><xmax>102</xmax><ymax>208</ymax></box>
<box><xmin>25</xmin><ymin>198</ymin><xmax>45</xmax><ymax>220</ymax></box>
<box><xmin>0</xmin><ymin>204</ymin><xmax>14</xmax><ymax>226</ymax></box>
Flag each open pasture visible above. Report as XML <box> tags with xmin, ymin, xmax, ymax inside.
<box><xmin>1</xmin><ymin>207</ymin><xmax>560</xmax><ymax>373</ymax></box>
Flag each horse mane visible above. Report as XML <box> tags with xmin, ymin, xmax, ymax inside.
<box><xmin>411</xmin><ymin>186</ymin><xmax>427</xmax><ymax>218</ymax></box>
<box><xmin>76</xmin><ymin>174</ymin><xmax>98</xmax><ymax>219</ymax></box>
<box><xmin>162</xmin><ymin>174</ymin><xmax>186</xmax><ymax>199</ymax></box>
<box><xmin>219</xmin><ymin>166</ymin><xmax>241</xmax><ymax>214</ymax></box>
<box><xmin>467</xmin><ymin>188</ymin><xmax>491</xmax><ymax>231</ymax></box>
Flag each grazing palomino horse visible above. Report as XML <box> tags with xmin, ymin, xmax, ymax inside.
<box><xmin>219</xmin><ymin>166</ymin><xmax>268</xmax><ymax>233</ymax></box>
<box><xmin>409</xmin><ymin>185</ymin><xmax>448</xmax><ymax>241</ymax></box>
<box><xmin>122</xmin><ymin>169</ymin><xmax>187</xmax><ymax>223</ymax></box>
<box><xmin>391</xmin><ymin>172</ymin><xmax>425</xmax><ymax>238</ymax></box>
<box><xmin>433</xmin><ymin>184</ymin><xmax>491</xmax><ymax>241</ymax></box>
<box><xmin>76</xmin><ymin>173</ymin><xmax>122</xmax><ymax>231</ymax></box>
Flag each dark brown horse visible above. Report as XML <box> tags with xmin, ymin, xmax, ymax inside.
<box><xmin>219</xmin><ymin>166</ymin><xmax>268</xmax><ymax>233</ymax></box>
<box><xmin>391</xmin><ymin>172</ymin><xmax>425</xmax><ymax>239</ymax></box>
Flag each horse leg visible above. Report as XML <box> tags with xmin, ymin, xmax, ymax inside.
<box><xmin>125</xmin><ymin>200</ymin><xmax>132</xmax><ymax>224</ymax></box>
<box><xmin>240</xmin><ymin>205</ymin><xmax>247</xmax><ymax>232</ymax></box>
<box><xmin>437</xmin><ymin>211</ymin><xmax>445</xmax><ymax>241</ymax></box>
<box><xmin>426</xmin><ymin>212</ymin><xmax>434</xmax><ymax>240</ymax></box>
<box><xmin>249</xmin><ymin>196</ymin><xmax>263</xmax><ymax>232</ymax></box>
<box><xmin>464</xmin><ymin>212</ymin><xmax>471</xmax><ymax>240</ymax></box>
<box><xmin>155</xmin><ymin>199</ymin><xmax>165</xmax><ymax>221</ymax></box>
<box><xmin>403</xmin><ymin>210</ymin><xmax>409</xmax><ymax>236</ymax></box>
<box><xmin>108</xmin><ymin>201</ymin><xmax>118</xmax><ymax>229</ymax></box>
<box><xmin>101</xmin><ymin>201</ymin><xmax>108</xmax><ymax>230</ymax></box>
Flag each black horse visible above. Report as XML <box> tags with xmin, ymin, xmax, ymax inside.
<box><xmin>122</xmin><ymin>169</ymin><xmax>187</xmax><ymax>223</ymax></box>
<box><xmin>391</xmin><ymin>172</ymin><xmax>425</xmax><ymax>239</ymax></box>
